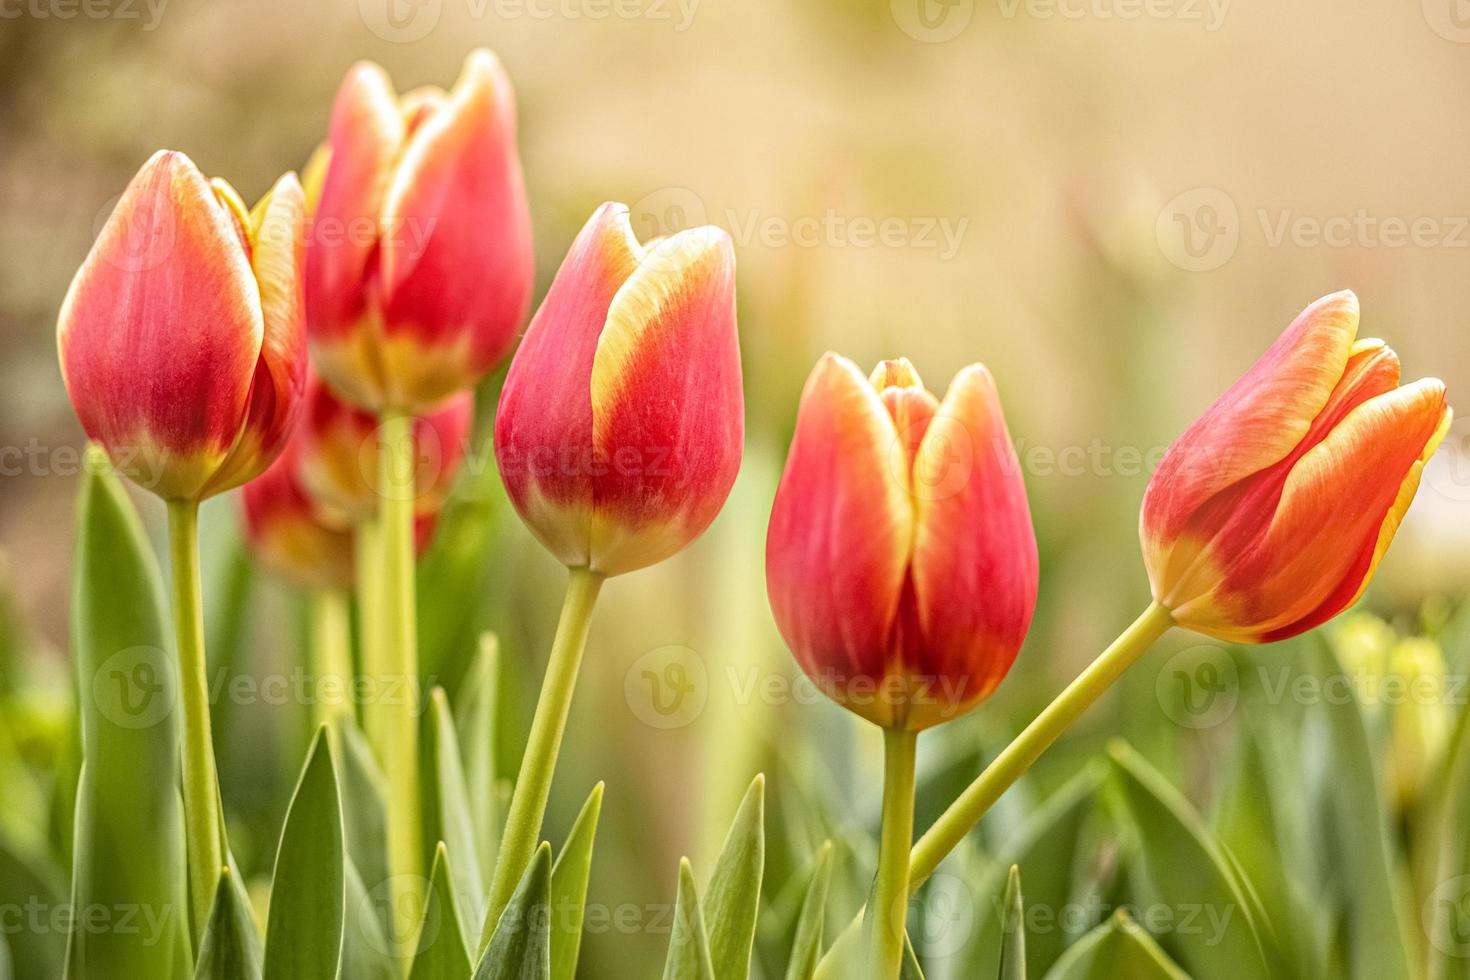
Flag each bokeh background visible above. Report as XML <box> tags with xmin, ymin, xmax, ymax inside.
<box><xmin>1</xmin><ymin>0</ymin><xmax>1468</xmax><ymax>976</ymax></box>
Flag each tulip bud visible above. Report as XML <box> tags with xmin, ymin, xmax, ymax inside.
<box><xmin>241</xmin><ymin>441</ymin><xmax>355</xmax><ymax>591</ymax></box>
<box><xmin>765</xmin><ymin>354</ymin><xmax>1038</xmax><ymax>731</ymax></box>
<box><xmin>295</xmin><ymin>376</ymin><xmax>473</xmax><ymax>527</ymax></box>
<box><xmin>494</xmin><ymin>203</ymin><xmax>743</xmax><ymax>577</ymax></box>
<box><xmin>1141</xmin><ymin>291</ymin><xmax>1453</xmax><ymax>643</ymax></box>
<box><xmin>305</xmin><ymin>50</ymin><xmax>533</xmax><ymax>412</ymax></box>
<box><xmin>58</xmin><ymin>151</ymin><xmax>307</xmax><ymax>501</ymax></box>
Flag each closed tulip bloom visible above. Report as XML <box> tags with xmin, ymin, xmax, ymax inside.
<box><xmin>242</xmin><ymin>441</ymin><xmax>355</xmax><ymax>591</ymax></box>
<box><xmin>766</xmin><ymin>355</ymin><xmax>1038</xmax><ymax>731</ymax></box>
<box><xmin>58</xmin><ymin>150</ymin><xmax>307</xmax><ymax>500</ymax></box>
<box><xmin>306</xmin><ymin>49</ymin><xmax>533</xmax><ymax>412</ymax></box>
<box><xmin>296</xmin><ymin>377</ymin><xmax>473</xmax><ymax>526</ymax></box>
<box><xmin>494</xmin><ymin>203</ymin><xmax>743</xmax><ymax>577</ymax></box>
<box><xmin>1141</xmin><ymin>291</ymin><xmax>1452</xmax><ymax>643</ymax></box>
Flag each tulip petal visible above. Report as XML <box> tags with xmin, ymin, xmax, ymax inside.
<box><xmin>494</xmin><ymin>204</ymin><xmax>643</xmax><ymax>567</ymax></box>
<box><xmin>242</xmin><ymin>440</ymin><xmax>355</xmax><ymax>591</ymax></box>
<box><xmin>765</xmin><ymin>354</ymin><xmax>913</xmax><ymax>725</ymax></box>
<box><xmin>587</xmin><ymin>226</ymin><xmax>742</xmax><ymax>575</ymax></box>
<box><xmin>203</xmin><ymin>173</ymin><xmax>308</xmax><ymax>497</ymax></box>
<box><xmin>1142</xmin><ymin>291</ymin><xmax>1360</xmax><ymax>586</ymax></box>
<box><xmin>377</xmin><ymin>49</ymin><xmax>534</xmax><ymax>408</ymax></box>
<box><xmin>58</xmin><ymin>150</ymin><xmax>262</xmax><ymax>499</ymax></box>
<box><xmin>305</xmin><ymin>61</ymin><xmax>404</xmax><ymax>405</ymax></box>
<box><xmin>906</xmin><ymin>366</ymin><xmax>1038</xmax><ymax>724</ymax></box>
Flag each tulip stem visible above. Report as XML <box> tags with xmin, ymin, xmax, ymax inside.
<box><xmin>815</xmin><ymin>601</ymin><xmax>1175</xmax><ymax>977</ymax></box>
<box><xmin>481</xmin><ymin>566</ymin><xmax>604</xmax><ymax>951</ymax></box>
<box><xmin>378</xmin><ymin>411</ymin><xmax>424</xmax><ymax>921</ymax></box>
<box><xmin>165</xmin><ymin>498</ymin><xmax>225</xmax><ymax>943</ymax></box>
<box><xmin>355</xmin><ymin>518</ymin><xmax>387</xmax><ymax>746</ymax></box>
<box><xmin>309</xmin><ymin>587</ymin><xmax>354</xmax><ymax>729</ymax></box>
<box><xmin>867</xmin><ymin>727</ymin><xmax>918</xmax><ymax>980</ymax></box>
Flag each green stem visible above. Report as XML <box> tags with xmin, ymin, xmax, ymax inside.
<box><xmin>355</xmin><ymin>517</ymin><xmax>385</xmax><ymax>746</ymax></box>
<box><xmin>166</xmin><ymin>498</ymin><xmax>225</xmax><ymax>942</ymax></box>
<box><xmin>815</xmin><ymin>602</ymin><xmax>1174</xmax><ymax>978</ymax></box>
<box><xmin>867</xmin><ymin>728</ymin><xmax>917</xmax><ymax>980</ymax></box>
<box><xmin>378</xmin><ymin>411</ymin><xmax>423</xmax><ymax>902</ymax></box>
<box><xmin>309</xmin><ymin>587</ymin><xmax>354</xmax><ymax>729</ymax></box>
<box><xmin>480</xmin><ymin>566</ymin><xmax>604</xmax><ymax>950</ymax></box>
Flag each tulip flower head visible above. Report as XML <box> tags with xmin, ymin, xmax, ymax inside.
<box><xmin>241</xmin><ymin>440</ymin><xmax>355</xmax><ymax>591</ymax></box>
<box><xmin>1141</xmin><ymin>291</ymin><xmax>1452</xmax><ymax>643</ymax></box>
<box><xmin>766</xmin><ymin>355</ymin><xmax>1038</xmax><ymax>731</ymax></box>
<box><xmin>295</xmin><ymin>376</ymin><xmax>473</xmax><ymax>527</ymax></box>
<box><xmin>58</xmin><ymin>151</ymin><xmax>307</xmax><ymax>501</ymax></box>
<box><xmin>305</xmin><ymin>49</ymin><xmax>534</xmax><ymax>413</ymax></box>
<box><xmin>494</xmin><ymin>203</ymin><xmax>743</xmax><ymax>577</ymax></box>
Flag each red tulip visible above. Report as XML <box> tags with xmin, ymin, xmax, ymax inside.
<box><xmin>295</xmin><ymin>376</ymin><xmax>473</xmax><ymax>527</ymax></box>
<box><xmin>766</xmin><ymin>355</ymin><xmax>1038</xmax><ymax>731</ymax></box>
<box><xmin>305</xmin><ymin>49</ymin><xmax>533</xmax><ymax>412</ymax></box>
<box><xmin>58</xmin><ymin>151</ymin><xmax>306</xmax><ymax>500</ymax></box>
<box><xmin>241</xmin><ymin>440</ymin><xmax>355</xmax><ymax>591</ymax></box>
<box><xmin>494</xmin><ymin>203</ymin><xmax>742</xmax><ymax>576</ymax></box>
<box><xmin>1141</xmin><ymin>291</ymin><xmax>1453</xmax><ymax>643</ymax></box>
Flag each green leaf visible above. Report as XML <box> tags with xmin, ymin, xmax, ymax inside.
<box><xmin>456</xmin><ymin>635</ymin><xmax>501</xmax><ymax>887</ymax></box>
<box><xmin>0</xmin><ymin>836</ymin><xmax>66</xmax><ymax>979</ymax></box>
<box><xmin>64</xmin><ymin>453</ymin><xmax>193</xmax><ymax>980</ymax></box>
<box><xmin>1108</xmin><ymin>741</ymin><xmax>1268</xmax><ymax>980</ymax></box>
<box><xmin>262</xmin><ymin>729</ymin><xmax>345</xmax><ymax>980</ymax></box>
<box><xmin>194</xmin><ymin>869</ymin><xmax>263</xmax><ymax>980</ymax></box>
<box><xmin>998</xmin><ymin>866</ymin><xmax>1025</xmax><ymax>980</ymax></box>
<box><xmin>475</xmin><ymin>842</ymin><xmax>552</xmax><ymax>980</ymax></box>
<box><xmin>335</xmin><ymin>721</ymin><xmax>389</xmax><ymax>898</ymax></box>
<box><xmin>704</xmin><ymin>774</ymin><xmax>766</xmax><ymax>980</ymax></box>
<box><xmin>549</xmin><ymin>782</ymin><xmax>604</xmax><ymax>980</ymax></box>
<box><xmin>785</xmin><ymin>842</ymin><xmax>833</xmax><ymax>980</ymax></box>
<box><xmin>410</xmin><ymin>844</ymin><xmax>474</xmax><ymax>980</ymax></box>
<box><xmin>664</xmin><ymin>858</ymin><xmax>717</xmax><ymax>980</ymax></box>
<box><xmin>1044</xmin><ymin>911</ymin><xmax>1191</xmax><ymax>980</ymax></box>
<box><xmin>340</xmin><ymin>861</ymin><xmax>397</xmax><ymax>980</ymax></box>
<box><xmin>900</xmin><ymin>935</ymin><xmax>925</xmax><ymax>980</ymax></box>
<box><xmin>423</xmin><ymin>688</ymin><xmax>487</xmax><ymax>942</ymax></box>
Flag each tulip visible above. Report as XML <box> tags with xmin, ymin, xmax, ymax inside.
<box><xmin>482</xmin><ymin>201</ymin><xmax>742</xmax><ymax>942</ymax></box>
<box><xmin>58</xmin><ymin>150</ymin><xmax>307</xmax><ymax>501</ymax></box>
<box><xmin>766</xmin><ymin>354</ymin><xmax>1038</xmax><ymax>731</ymax></box>
<box><xmin>56</xmin><ymin>149</ymin><xmax>307</xmax><ymax>940</ymax></box>
<box><xmin>305</xmin><ymin>49</ymin><xmax>533</xmax><ymax>414</ymax></box>
<box><xmin>241</xmin><ymin>440</ymin><xmax>355</xmax><ymax>592</ymax></box>
<box><xmin>1141</xmin><ymin>291</ymin><xmax>1452</xmax><ymax>643</ymax></box>
<box><xmin>764</xmin><ymin>353</ymin><xmax>1036</xmax><ymax>979</ymax></box>
<box><xmin>296</xmin><ymin>376</ymin><xmax>473</xmax><ymax>527</ymax></box>
<box><xmin>494</xmin><ymin>202</ymin><xmax>743</xmax><ymax>577</ymax></box>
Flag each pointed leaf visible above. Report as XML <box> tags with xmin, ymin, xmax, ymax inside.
<box><xmin>194</xmin><ymin>869</ymin><xmax>263</xmax><ymax>980</ymax></box>
<box><xmin>424</xmin><ymin>688</ymin><xmax>487</xmax><ymax>941</ymax></box>
<box><xmin>341</xmin><ymin>861</ymin><xmax>397</xmax><ymax>980</ymax></box>
<box><xmin>335</xmin><ymin>721</ymin><xmax>389</xmax><ymax>896</ymax></box>
<box><xmin>456</xmin><ymin>635</ymin><xmax>501</xmax><ymax>886</ymax></box>
<box><xmin>1044</xmin><ymin>911</ymin><xmax>1191</xmax><ymax>980</ymax></box>
<box><xmin>785</xmin><ymin>843</ymin><xmax>833</xmax><ymax>980</ymax></box>
<box><xmin>262</xmin><ymin>729</ymin><xmax>345</xmax><ymax>980</ymax></box>
<box><xmin>998</xmin><ymin>866</ymin><xmax>1025</xmax><ymax>980</ymax></box>
<box><xmin>475</xmin><ymin>842</ymin><xmax>552</xmax><ymax>980</ymax></box>
<box><xmin>704</xmin><ymin>774</ymin><xmax>766</xmax><ymax>980</ymax></box>
<box><xmin>664</xmin><ymin>858</ymin><xmax>717</xmax><ymax>980</ymax></box>
<box><xmin>549</xmin><ymin>782</ymin><xmax>604</xmax><ymax>980</ymax></box>
<box><xmin>65</xmin><ymin>452</ymin><xmax>192</xmax><ymax>979</ymax></box>
<box><xmin>410</xmin><ymin>844</ymin><xmax>473</xmax><ymax>980</ymax></box>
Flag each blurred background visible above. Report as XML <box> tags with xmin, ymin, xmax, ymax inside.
<box><xmin>1</xmin><ymin>0</ymin><xmax>1469</xmax><ymax>976</ymax></box>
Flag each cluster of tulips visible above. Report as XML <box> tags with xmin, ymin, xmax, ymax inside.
<box><xmin>54</xmin><ymin>43</ymin><xmax>1452</xmax><ymax>980</ymax></box>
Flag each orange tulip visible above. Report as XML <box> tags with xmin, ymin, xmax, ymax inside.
<box><xmin>58</xmin><ymin>151</ymin><xmax>307</xmax><ymax>500</ymax></box>
<box><xmin>305</xmin><ymin>49</ymin><xmax>533</xmax><ymax>413</ymax></box>
<box><xmin>1141</xmin><ymin>290</ymin><xmax>1452</xmax><ymax>643</ymax></box>
<box><xmin>295</xmin><ymin>376</ymin><xmax>473</xmax><ymax>527</ymax></box>
<box><xmin>766</xmin><ymin>355</ymin><xmax>1038</xmax><ymax>731</ymax></box>
<box><xmin>494</xmin><ymin>203</ymin><xmax>742</xmax><ymax>576</ymax></box>
<box><xmin>241</xmin><ymin>440</ymin><xmax>355</xmax><ymax>591</ymax></box>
